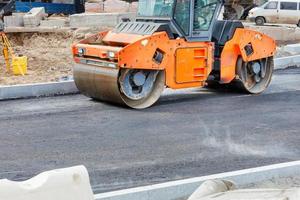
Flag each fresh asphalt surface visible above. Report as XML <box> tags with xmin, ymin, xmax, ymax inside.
<box><xmin>0</xmin><ymin>68</ymin><xmax>300</xmax><ymax>193</ymax></box>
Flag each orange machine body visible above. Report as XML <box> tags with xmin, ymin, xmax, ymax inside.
<box><xmin>73</xmin><ymin>28</ymin><xmax>276</xmax><ymax>89</ymax></box>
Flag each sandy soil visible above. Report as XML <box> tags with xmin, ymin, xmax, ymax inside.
<box><xmin>0</xmin><ymin>32</ymin><xmax>74</xmax><ymax>85</ymax></box>
<box><xmin>0</xmin><ymin>27</ymin><xmax>108</xmax><ymax>86</ymax></box>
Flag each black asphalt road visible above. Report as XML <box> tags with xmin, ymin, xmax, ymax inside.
<box><xmin>0</xmin><ymin>69</ymin><xmax>300</xmax><ymax>193</ymax></box>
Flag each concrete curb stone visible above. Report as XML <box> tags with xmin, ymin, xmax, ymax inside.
<box><xmin>275</xmin><ymin>55</ymin><xmax>300</xmax><ymax>70</ymax></box>
<box><xmin>0</xmin><ymin>80</ymin><xmax>79</xmax><ymax>100</ymax></box>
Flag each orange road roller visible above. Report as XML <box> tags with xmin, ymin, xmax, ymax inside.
<box><xmin>72</xmin><ymin>0</ymin><xmax>276</xmax><ymax>109</ymax></box>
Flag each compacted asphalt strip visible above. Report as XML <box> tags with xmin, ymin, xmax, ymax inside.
<box><xmin>0</xmin><ymin>68</ymin><xmax>299</xmax><ymax>193</ymax></box>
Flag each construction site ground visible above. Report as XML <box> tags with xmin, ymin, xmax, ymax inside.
<box><xmin>0</xmin><ymin>27</ymin><xmax>106</xmax><ymax>86</ymax></box>
<box><xmin>0</xmin><ymin>22</ymin><xmax>299</xmax><ymax>86</ymax></box>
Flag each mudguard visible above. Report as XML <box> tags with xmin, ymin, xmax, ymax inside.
<box><xmin>220</xmin><ymin>28</ymin><xmax>276</xmax><ymax>83</ymax></box>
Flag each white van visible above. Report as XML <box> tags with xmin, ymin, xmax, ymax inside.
<box><xmin>248</xmin><ymin>0</ymin><xmax>300</xmax><ymax>26</ymax></box>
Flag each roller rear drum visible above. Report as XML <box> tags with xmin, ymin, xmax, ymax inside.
<box><xmin>235</xmin><ymin>56</ymin><xmax>274</xmax><ymax>94</ymax></box>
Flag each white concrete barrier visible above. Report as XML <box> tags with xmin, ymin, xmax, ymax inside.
<box><xmin>188</xmin><ymin>180</ymin><xmax>235</xmax><ymax>200</ymax></box>
<box><xmin>0</xmin><ymin>166</ymin><xmax>94</xmax><ymax>200</ymax></box>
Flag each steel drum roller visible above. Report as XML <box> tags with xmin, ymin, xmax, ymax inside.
<box><xmin>73</xmin><ymin>63</ymin><xmax>123</xmax><ymax>104</ymax></box>
<box><xmin>73</xmin><ymin>63</ymin><xmax>165</xmax><ymax>109</ymax></box>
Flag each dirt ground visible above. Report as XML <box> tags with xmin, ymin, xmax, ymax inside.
<box><xmin>0</xmin><ymin>31</ymin><xmax>77</xmax><ymax>86</ymax></box>
<box><xmin>0</xmin><ymin>28</ymin><xmax>106</xmax><ymax>86</ymax></box>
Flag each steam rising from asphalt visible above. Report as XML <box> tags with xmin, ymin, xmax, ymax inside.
<box><xmin>197</xmin><ymin>119</ymin><xmax>296</xmax><ymax>158</ymax></box>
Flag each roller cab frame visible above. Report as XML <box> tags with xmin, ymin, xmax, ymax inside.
<box><xmin>72</xmin><ymin>0</ymin><xmax>276</xmax><ymax>109</ymax></box>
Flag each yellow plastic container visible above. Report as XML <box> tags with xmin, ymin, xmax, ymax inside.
<box><xmin>12</xmin><ymin>56</ymin><xmax>28</xmax><ymax>75</ymax></box>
